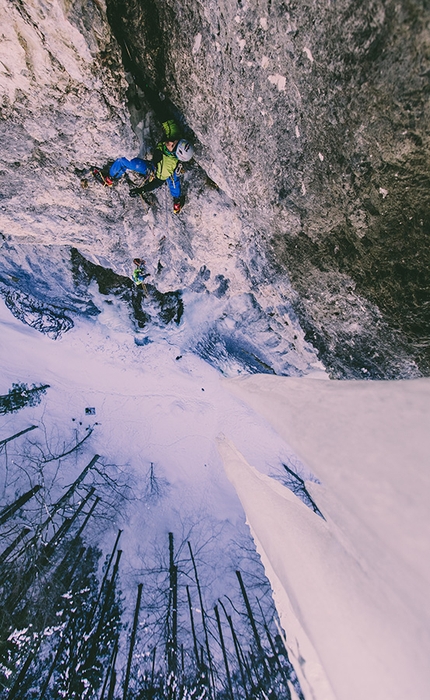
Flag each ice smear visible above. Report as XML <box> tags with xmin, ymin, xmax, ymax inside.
<box><xmin>220</xmin><ymin>375</ymin><xmax>430</xmax><ymax>700</ymax></box>
<box><xmin>218</xmin><ymin>436</ymin><xmax>337</xmax><ymax>700</ymax></box>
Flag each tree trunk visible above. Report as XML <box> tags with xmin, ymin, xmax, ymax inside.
<box><xmin>188</xmin><ymin>540</ymin><xmax>215</xmax><ymax>699</ymax></box>
<box><xmin>282</xmin><ymin>463</ymin><xmax>322</xmax><ymax>516</ymax></box>
<box><xmin>74</xmin><ymin>549</ymin><xmax>122</xmax><ymax>682</ymax></box>
<box><xmin>219</xmin><ymin>600</ymin><xmax>250</xmax><ymax>700</ymax></box>
<box><xmin>53</xmin><ymin>454</ymin><xmax>100</xmax><ymax>511</ymax></box>
<box><xmin>7</xmin><ymin>637</ymin><xmax>42</xmax><ymax>699</ymax></box>
<box><xmin>167</xmin><ymin>533</ymin><xmax>178</xmax><ymax>677</ymax></box>
<box><xmin>42</xmin><ymin>487</ymin><xmax>96</xmax><ymax>561</ymax></box>
<box><xmin>214</xmin><ymin>604</ymin><xmax>234</xmax><ymax>700</ymax></box>
<box><xmin>236</xmin><ymin>571</ymin><xmax>264</xmax><ymax>655</ymax></box>
<box><xmin>0</xmin><ymin>485</ymin><xmax>42</xmax><ymax>525</ymax></box>
<box><xmin>186</xmin><ymin>585</ymin><xmax>200</xmax><ymax>666</ymax></box>
<box><xmin>264</xmin><ymin>624</ymin><xmax>292</xmax><ymax>699</ymax></box>
<box><xmin>123</xmin><ymin>582</ymin><xmax>143</xmax><ymax>700</ymax></box>
<box><xmin>18</xmin><ymin>456</ymin><xmax>100</xmax><ymax>558</ymax></box>
<box><xmin>236</xmin><ymin>572</ymin><xmax>274</xmax><ymax>695</ymax></box>
<box><xmin>0</xmin><ymin>526</ymin><xmax>31</xmax><ymax>565</ymax></box>
<box><xmin>100</xmin><ymin>637</ymin><xmax>119</xmax><ymax>700</ymax></box>
<box><xmin>151</xmin><ymin>646</ymin><xmax>157</xmax><ymax>687</ymax></box>
<box><xmin>107</xmin><ymin>667</ymin><xmax>117</xmax><ymax>700</ymax></box>
<box><xmin>0</xmin><ymin>425</ymin><xmax>38</xmax><ymax>447</ymax></box>
<box><xmin>7</xmin><ymin>490</ymin><xmax>97</xmax><ymax>612</ymax></box>
<box><xmin>87</xmin><ymin>529</ymin><xmax>122</xmax><ymax>632</ymax></box>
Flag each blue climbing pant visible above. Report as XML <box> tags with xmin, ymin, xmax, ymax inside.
<box><xmin>166</xmin><ymin>171</ymin><xmax>181</xmax><ymax>198</ymax></box>
<box><xmin>109</xmin><ymin>158</ymin><xmax>181</xmax><ymax>199</ymax></box>
<box><xmin>109</xmin><ymin>157</ymin><xmax>153</xmax><ymax>179</ymax></box>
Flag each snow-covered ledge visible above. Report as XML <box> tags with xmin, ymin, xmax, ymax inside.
<box><xmin>217</xmin><ymin>377</ymin><xmax>430</xmax><ymax>700</ymax></box>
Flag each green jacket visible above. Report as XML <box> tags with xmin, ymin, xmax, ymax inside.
<box><xmin>154</xmin><ymin>142</ymin><xmax>179</xmax><ymax>181</ymax></box>
<box><xmin>153</xmin><ymin>120</ymin><xmax>182</xmax><ymax>181</ymax></box>
<box><xmin>132</xmin><ymin>267</ymin><xmax>149</xmax><ymax>285</ymax></box>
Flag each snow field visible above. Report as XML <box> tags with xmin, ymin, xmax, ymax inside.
<box><xmin>0</xmin><ymin>297</ymin><xmax>306</xmax><ymax>590</ymax></box>
<box><xmin>220</xmin><ymin>375</ymin><xmax>430</xmax><ymax>700</ymax></box>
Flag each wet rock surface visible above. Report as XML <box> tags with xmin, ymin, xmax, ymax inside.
<box><xmin>0</xmin><ymin>0</ymin><xmax>429</xmax><ymax>377</ymax></box>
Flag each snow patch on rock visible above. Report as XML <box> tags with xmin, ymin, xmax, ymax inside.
<box><xmin>192</xmin><ymin>33</ymin><xmax>202</xmax><ymax>55</ymax></box>
<box><xmin>268</xmin><ymin>74</ymin><xmax>286</xmax><ymax>91</ymax></box>
<box><xmin>303</xmin><ymin>47</ymin><xmax>314</xmax><ymax>63</ymax></box>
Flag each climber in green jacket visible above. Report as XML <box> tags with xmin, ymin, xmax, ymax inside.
<box><xmin>132</xmin><ymin>258</ymin><xmax>150</xmax><ymax>287</ymax></box>
<box><xmin>108</xmin><ymin>120</ymin><xmax>194</xmax><ymax>214</ymax></box>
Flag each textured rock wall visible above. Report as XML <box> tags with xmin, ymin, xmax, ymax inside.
<box><xmin>0</xmin><ymin>0</ymin><xmax>145</xmax><ymax>270</ymax></box>
<box><xmin>1</xmin><ymin>0</ymin><xmax>429</xmax><ymax>377</ymax></box>
<box><xmin>1</xmin><ymin>0</ymin><xmax>321</xmax><ymax>378</ymax></box>
<box><xmin>106</xmin><ymin>0</ymin><xmax>430</xmax><ymax>374</ymax></box>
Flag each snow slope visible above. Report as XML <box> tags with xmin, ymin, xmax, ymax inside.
<box><xmin>219</xmin><ymin>375</ymin><xmax>430</xmax><ymax>700</ymax></box>
<box><xmin>0</xmin><ymin>295</ymin><xmax>314</xmax><ymax>600</ymax></box>
<box><xmin>3</xmin><ymin>288</ymin><xmax>429</xmax><ymax>699</ymax></box>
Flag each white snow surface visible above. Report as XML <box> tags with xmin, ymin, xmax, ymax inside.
<box><xmin>0</xmin><ymin>296</ymin><xmax>309</xmax><ymax>602</ymax></box>
<box><xmin>219</xmin><ymin>375</ymin><xmax>430</xmax><ymax>700</ymax></box>
<box><xmin>2</xmin><ymin>290</ymin><xmax>430</xmax><ymax>699</ymax></box>
<box><xmin>4</xmin><ymin>281</ymin><xmax>429</xmax><ymax>700</ymax></box>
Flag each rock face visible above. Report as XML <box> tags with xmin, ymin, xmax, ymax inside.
<box><xmin>0</xmin><ymin>0</ymin><xmax>429</xmax><ymax>377</ymax></box>
<box><xmin>107</xmin><ymin>0</ymin><xmax>430</xmax><ymax>376</ymax></box>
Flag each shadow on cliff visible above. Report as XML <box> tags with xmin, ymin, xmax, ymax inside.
<box><xmin>71</xmin><ymin>249</ymin><xmax>184</xmax><ymax>330</ymax></box>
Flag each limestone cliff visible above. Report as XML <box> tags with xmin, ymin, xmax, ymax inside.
<box><xmin>1</xmin><ymin>0</ymin><xmax>429</xmax><ymax>377</ymax></box>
